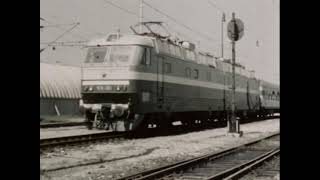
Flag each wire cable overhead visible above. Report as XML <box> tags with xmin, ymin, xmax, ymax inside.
<box><xmin>40</xmin><ymin>22</ymin><xmax>81</xmax><ymax>53</ymax></box>
<box><xmin>41</xmin><ymin>17</ymin><xmax>90</xmax><ymax>40</ymax></box>
<box><xmin>143</xmin><ymin>0</ymin><xmax>218</xmax><ymax>42</ymax></box>
<box><xmin>103</xmin><ymin>0</ymin><xmax>139</xmax><ymax>17</ymax></box>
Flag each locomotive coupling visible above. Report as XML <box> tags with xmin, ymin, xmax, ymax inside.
<box><xmin>81</xmin><ymin>103</ymin><xmax>130</xmax><ymax>118</ymax></box>
<box><xmin>110</xmin><ymin>104</ymin><xmax>129</xmax><ymax>118</ymax></box>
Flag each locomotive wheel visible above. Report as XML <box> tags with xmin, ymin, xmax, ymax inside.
<box><xmin>157</xmin><ymin>113</ymin><xmax>170</xmax><ymax>132</ymax></box>
<box><xmin>95</xmin><ymin>113</ymin><xmax>108</xmax><ymax>130</ymax></box>
<box><xmin>86</xmin><ymin>122</ymin><xmax>93</xmax><ymax>130</ymax></box>
<box><xmin>184</xmin><ymin>119</ymin><xmax>195</xmax><ymax>128</ymax></box>
<box><xmin>85</xmin><ymin>111</ymin><xmax>95</xmax><ymax>130</ymax></box>
<box><xmin>96</xmin><ymin>120</ymin><xmax>105</xmax><ymax>129</ymax></box>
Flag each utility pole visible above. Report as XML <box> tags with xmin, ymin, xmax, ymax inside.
<box><xmin>139</xmin><ymin>0</ymin><xmax>144</xmax><ymax>33</ymax></box>
<box><xmin>230</xmin><ymin>20</ymin><xmax>237</xmax><ymax>133</ymax></box>
<box><xmin>221</xmin><ymin>12</ymin><xmax>226</xmax><ymax>58</ymax></box>
<box><xmin>227</xmin><ymin>12</ymin><xmax>243</xmax><ymax>136</ymax></box>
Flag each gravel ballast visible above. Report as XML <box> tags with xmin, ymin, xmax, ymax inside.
<box><xmin>40</xmin><ymin>119</ymin><xmax>279</xmax><ymax>180</ymax></box>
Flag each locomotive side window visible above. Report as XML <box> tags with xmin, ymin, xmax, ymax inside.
<box><xmin>185</xmin><ymin>67</ymin><xmax>191</xmax><ymax>78</ymax></box>
<box><xmin>164</xmin><ymin>63</ymin><xmax>172</xmax><ymax>73</ymax></box>
<box><xmin>169</xmin><ymin>44</ymin><xmax>175</xmax><ymax>56</ymax></box>
<box><xmin>272</xmin><ymin>91</ymin><xmax>275</xmax><ymax>100</ymax></box>
<box><xmin>186</xmin><ymin>50</ymin><xmax>196</xmax><ymax>61</ymax></box>
<box><xmin>146</xmin><ymin>48</ymin><xmax>151</xmax><ymax>65</ymax></box>
<box><xmin>206</xmin><ymin>71</ymin><xmax>211</xmax><ymax>81</ymax></box>
<box><xmin>194</xmin><ymin>69</ymin><xmax>199</xmax><ymax>79</ymax></box>
<box><xmin>181</xmin><ymin>48</ymin><xmax>187</xmax><ymax>60</ymax></box>
<box><xmin>141</xmin><ymin>48</ymin><xmax>151</xmax><ymax>65</ymax></box>
<box><xmin>175</xmin><ymin>46</ymin><xmax>182</xmax><ymax>58</ymax></box>
<box><xmin>142</xmin><ymin>92</ymin><xmax>151</xmax><ymax>102</ymax></box>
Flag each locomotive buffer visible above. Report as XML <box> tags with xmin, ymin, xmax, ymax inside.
<box><xmin>227</xmin><ymin>12</ymin><xmax>244</xmax><ymax>137</ymax></box>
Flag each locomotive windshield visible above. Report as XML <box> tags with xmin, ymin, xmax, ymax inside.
<box><xmin>85</xmin><ymin>45</ymin><xmax>144</xmax><ymax>66</ymax></box>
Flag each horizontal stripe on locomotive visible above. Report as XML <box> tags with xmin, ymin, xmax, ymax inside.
<box><xmin>82</xmin><ymin>80</ymin><xmax>130</xmax><ymax>85</ymax></box>
<box><xmin>82</xmin><ymin>71</ymin><xmax>260</xmax><ymax>95</ymax></box>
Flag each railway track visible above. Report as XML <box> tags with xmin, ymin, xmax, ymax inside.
<box><xmin>39</xmin><ymin>115</ymin><xmax>279</xmax><ymax>129</ymax></box>
<box><xmin>40</xmin><ymin>131</ymin><xmax>127</xmax><ymax>149</ymax></box>
<box><xmin>40</xmin><ymin>116</ymin><xmax>279</xmax><ymax>150</ymax></box>
<box><xmin>40</xmin><ymin>121</ymin><xmax>87</xmax><ymax>128</ymax></box>
<box><xmin>237</xmin><ymin>154</ymin><xmax>280</xmax><ymax>180</ymax></box>
<box><xmin>117</xmin><ymin>132</ymin><xmax>279</xmax><ymax>180</ymax></box>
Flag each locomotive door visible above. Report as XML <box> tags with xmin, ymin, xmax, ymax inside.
<box><xmin>156</xmin><ymin>56</ymin><xmax>164</xmax><ymax>108</ymax></box>
<box><xmin>246</xmin><ymin>81</ymin><xmax>252</xmax><ymax>110</ymax></box>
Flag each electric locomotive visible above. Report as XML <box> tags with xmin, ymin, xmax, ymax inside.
<box><xmin>80</xmin><ymin>22</ymin><xmax>279</xmax><ymax>131</ymax></box>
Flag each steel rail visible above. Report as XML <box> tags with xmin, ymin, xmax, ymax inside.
<box><xmin>207</xmin><ymin>148</ymin><xmax>280</xmax><ymax>179</ymax></box>
<box><xmin>40</xmin><ymin>132</ymin><xmax>126</xmax><ymax>149</ymax></box>
<box><xmin>223</xmin><ymin>148</ymin><xmax>280</xmax><ymax>180</ymax></box>
<box><xmin>40</xmin><ymin>116</ymin><xmax>279</xmax><ymax>150</ymax></box>
<box><xmin>40</xmin><ymin>122</ymin><xmax>87</xmax><ymax>128</ymax></box>
<box><xmin>116</xmin><ymin>132</ymin><xmax>279</xmax><ymax>180</ymax></box>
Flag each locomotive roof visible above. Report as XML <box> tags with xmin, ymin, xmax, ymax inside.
<box><xmin>87</xmin><ymin>34</ymin><xmax>155</xmax><ymax>47</ymax></box>
<box><xmin>86</xmin><ymin>34</ymin><xmax>260</xmax><ymax>79</ymax></box>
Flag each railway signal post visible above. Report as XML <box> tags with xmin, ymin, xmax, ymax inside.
<box><xmin>227</xmin><ymin>12</ymin><xmax>244</xmax><ymax>137</ymax></box>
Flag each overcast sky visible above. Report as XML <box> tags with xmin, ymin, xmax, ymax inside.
<box><xmin>40</xmin><ymin>0</ymin><xmax>279</xmax><ymax>84</ymax></box>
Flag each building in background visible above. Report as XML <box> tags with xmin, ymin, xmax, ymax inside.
<box><xmin>40</xmin><ymin>62</ymin><xmax>82</xmax><ymax>120</ymax></box>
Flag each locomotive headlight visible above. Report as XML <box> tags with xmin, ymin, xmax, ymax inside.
<box><xmin>116</xmin><ymin>85</ymin><xmax>121</xmax><ymax>91</ymax></box>
<box><xmin>83</xmin><ymin>86</ymin><xmax>89</xmax><ymax>92</ymax></box>
<box><xmin>88</xmin><ymin>86</ymin><xmax>94</xmax><ymax>91</ymax></box>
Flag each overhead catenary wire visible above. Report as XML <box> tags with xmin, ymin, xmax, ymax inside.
<box><xmin>41</xmin><ymin>23</ymin><xmax>81</xmax><ymax>53</ymax></box>
<box><xmin>143</xmin><ymin>0</ymin><xmax>219</xmax><ymax>43</ymax></box>
<box><xmin>207</xmin><ymin>0</ymin><xmax>224</xmax><ymax>13</ymax></box>
<box><xmin>40</xmin><ymin>23</ymin><xmax>80</xmax><ymax>29</ymax></box>
<box><xmin>207</xmin><ymin>0</ymin><xmax>263</xmax><ymax>64</ymax></box>
<box><xmin>207</xmin><ymin>0</ymin><xmax>257</xmax><ymax>43</ymax></box>
<box><xmin>40</xmin><ymin>40</ymin><xmax>88</xmax><ymax>47</ymax></box>
<box><xmin>40</xmin><ymin>40</ymin><xmax>88</xmax><ymax>44</ymax></box>
<box><xmin>102</xmin><ymin>0</ymin><xmax>139</xmax><ymax>17</ymax></box>
<box><xmin>102</xmin><ymin>0</ymin><xmax>153</xmax><ymax>22</ymax></box>
<box><xmin>41</xmin><ymin>17</ymin><xmax>90</xmax><ymax>41</ymax></box>
<box><xmin>207</xmin><ymin>0</ymin><xmax>255</xmax><ymax>35</ymax></box>
<box><xmin>102</xmin><ymin>0</ymin><xmax>220</xmax><ymax>47</ymax></box>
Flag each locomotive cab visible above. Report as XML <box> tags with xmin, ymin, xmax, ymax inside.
<box><xmin>81</xmin><ymin>33</ymin><xmax>155</xmax><ymax>131</ymax></box>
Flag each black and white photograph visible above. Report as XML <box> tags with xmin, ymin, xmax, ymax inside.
<box><xmin>40</xmin><ymin>0</ymin><xmax>280</xmax><ymax>179</ymax></box>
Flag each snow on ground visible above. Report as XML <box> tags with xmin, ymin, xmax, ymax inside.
<box><xmin>40</xmin><ymin>126</ymin><xmax>107</xmax><ymax>139</ymax></box>
<box><xmin>40</xmin><ymin>119</ymin><xmax>279</xmax><ymax>180</ymax></box>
